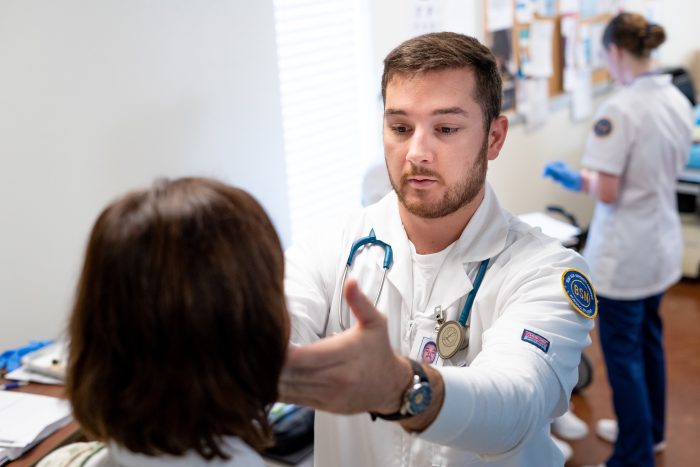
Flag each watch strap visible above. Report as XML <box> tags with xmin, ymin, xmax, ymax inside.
<box><xmin>369</xmin><ymin>359</ymin><xmax>428</xmax><ymax>421</ymax></box>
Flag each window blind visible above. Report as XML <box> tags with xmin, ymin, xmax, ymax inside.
<box><xmin>273</xmin><ymin>0</ymin><xmax>374</xmax><ymax>243</ymax></box>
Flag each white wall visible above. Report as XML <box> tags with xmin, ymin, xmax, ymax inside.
<box><xmin>0</xmin><ymin>1</ymin><xmax>289</xmax><ymax>348</ymax></box>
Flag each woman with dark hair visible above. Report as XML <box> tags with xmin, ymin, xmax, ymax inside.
<box><xmin>544</xmin><ymin>12</ymin><xmax>694</xmax><ymax>467</ymax></box>
<box><xmin>38</xmin><ymin>177</ymin><xmax>289</xmax><ymax>467</ymax></box>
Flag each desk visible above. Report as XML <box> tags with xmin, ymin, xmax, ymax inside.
<box><xmin>1</xmin><ymin>377</ymin><xmax>80</xmax><ymax>467</ymax></box>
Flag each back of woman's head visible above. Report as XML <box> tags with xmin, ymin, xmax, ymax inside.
<box><xmin>602</xmin><ymin>12</ymin><xmax>666</xmax><ymax>59</ymax></box>
<box><xmin>67</xmin><ymin>177</ymin><xmax>288</xmax><ymax>459</ymax></box>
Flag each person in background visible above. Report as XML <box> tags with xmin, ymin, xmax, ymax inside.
<box><xmin>280</xmin><ymin>32</ymin><xmax>596</xmax><ymax>466</ymax></box>
<box><xmin>38</xmin><ymin>177</ymin><xmax>289</xmax><ymax>467</ymax></box>
<box><xmin>544</xmin><ymin>12</ymin><xmax>694</xmax><ymax>467</ymax></box>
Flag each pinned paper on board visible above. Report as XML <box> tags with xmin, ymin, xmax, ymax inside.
<box><xmin>571</xmin><ymin>68</ymin><xmax>593</xmax><ymax>121</ymax></box>
<box><xmin>413</xmin><ymin>0</ymin><xmax>441</xmax><ymax>35</ymax></box>
<box><xmin>522</xmin><ymin>20</ymin><xmax>553</xmax><ymax>78</ymax></box>
<box><xmin>487</xmin><ymin>0</ymin><xmax>514</xmax><ymax>32</ymax></box>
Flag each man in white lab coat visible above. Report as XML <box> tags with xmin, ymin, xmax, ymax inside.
<box><xmin>279</xmin><ymin>32</ymin><xmax>596</xmax><ymax>467</ymax></box>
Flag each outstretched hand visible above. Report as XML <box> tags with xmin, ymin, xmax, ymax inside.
<box><xmin>278</xmin><ymin>278</ymin><xmax>412</xmax><ymax>415</ymax></box>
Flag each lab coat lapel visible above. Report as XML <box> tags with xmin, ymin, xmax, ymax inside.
<box><xmin>366</xmin><ymin>185</ymin><xmax>509</xmax><ymax>313</ymax></box>
<box><xmin>367</xmin><ymin>193</ymin><xmax>414</xmax><ymax>310</ymax></box>
<box><xmin>426</xmin><ymin>184</ymin><xmax>510</xmax><ymax>310</ymax></box>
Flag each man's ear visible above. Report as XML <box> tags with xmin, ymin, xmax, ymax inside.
<box><xmin>486</xmin><ymin>115</ymin><xmax>508</xmax><ymax>161</ymax></box>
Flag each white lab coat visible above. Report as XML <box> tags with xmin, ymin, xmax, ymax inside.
<box><xmin>285</xmin><ymin>185</ymin><xmax>595</xmax><ymax>467</ymax></box>
<box><xmin>581</xmin><ymin>74</ymin><xmax>694</xmax><ymax>299</ymax></box>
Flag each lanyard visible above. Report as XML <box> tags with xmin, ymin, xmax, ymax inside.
<box><xmin>458</xmin><ymin>258</ymin><xmax>490</xmax><ymax>326</ymax></box>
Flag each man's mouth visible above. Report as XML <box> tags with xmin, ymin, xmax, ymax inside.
<box><xmin>406</xmin><ymin>177</ymin><xmax>437</xmax><ymax>186</ymax></box>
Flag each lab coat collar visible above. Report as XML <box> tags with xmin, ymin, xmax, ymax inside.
<box><xmin>448</xmin><ymin>183</ymin><xmax>510</xmax><ymax>264</ymax></box>
<box><xmin>371</xmin><ymin>183</ymin><xmax>509</xmax><ymax>310</ymax></box>
<box><xmin>432</xmin><ymin>183</ymin><xmax>509</xmax><ymax>308</ymax></box>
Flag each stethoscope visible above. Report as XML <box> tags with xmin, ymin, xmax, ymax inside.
<box><xmin>337</xmin><ymin>229</ymin><xmax>490</xmax><ymax>361</ymax></box>
<box><xmin>338</xmin><ymin>229</ymin><xmax>393</xmax><ymax>331</ymax></box>
<box><xmin>435</xmin><ymin>258</ymin><xmax>489</xmax><ymax>359</ymax></box>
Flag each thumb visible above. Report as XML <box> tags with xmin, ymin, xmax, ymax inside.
<box><xmin>343</xmin><ymin>278</ymin><xmax>383</xmax><ymax>328</ymax></box>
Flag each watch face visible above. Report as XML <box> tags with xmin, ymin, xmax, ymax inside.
<box><xmin>407</xmin><ymin>383</ymin><xmax>432</xmax><ymax>415</ymax></box>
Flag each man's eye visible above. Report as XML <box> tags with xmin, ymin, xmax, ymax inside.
<box><xmin>439</xmin><ymin>127</ymin><xmax>459</xmax><ymax>134</ymax></box>
<box><xmin>392</xmin><ymin>126</ymin><xmax>409</xmax><ymax>134</ymax></box>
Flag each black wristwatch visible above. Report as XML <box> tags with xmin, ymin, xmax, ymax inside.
<box><xmin>370</xmin><ymin>359</ymin><xmax>432</xmax><ymax>421</ymax></box>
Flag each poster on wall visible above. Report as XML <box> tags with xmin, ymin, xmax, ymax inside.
<box><xmin>559</xmin><ymin>0</ymin><xmax>580</xmax><ymax>15</ymax></box>
<box><xmin>522</xmin><ymin>20</ymin><xmax>554</xmax><ymax>77</ymax></box>
<box><xmin>413</xmin><ymin>0</ymin><xmax>441</xmax><ymax>35</ymax></box>
<box><xmin>535</xmin><ymin>0</ymin><xmax>556</xmax><ymax>16</ymax></box>
<box><xmin>515</xmin><ymin>0</ymin><xmax>535</xmax><ymax>23</ymax></box>
<box><xmin>487</xmin><ymin>0</ymin><xmax>514</xmax><ymax>32</ymax></box>
<box><xmin>516</xmin><ymin>77</ymin><xmax>549</xmax><ymax>131</ymax></box>
<box><xmin>571</xmin><ymin>69</ymin><xmax>593</xmax><ymax>121</ymax></box>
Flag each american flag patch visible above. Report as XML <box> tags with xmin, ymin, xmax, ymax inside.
<box><xmin>521</xmin><ymin>329</ymin><xmax>550</xmax><ymax>353</ymax></box>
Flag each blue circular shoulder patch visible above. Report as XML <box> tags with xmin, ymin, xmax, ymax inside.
<box><xmin>593</xmin><ymin>118</ymin><xmax>612</xmax><ymax>137</ymax></box>
<box><xmin>561</xmin><ymin>269</ymin><xmax>597</xmax><ymax>319</ymax></box>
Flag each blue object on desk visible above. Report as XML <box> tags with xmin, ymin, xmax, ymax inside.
<box><xmin>0</xmin><ymin>381</ymin><xmax>29</xmax><ymax>390</ymax></box>
<box><xmin>0</xmin><ymin>340</ymin><xmax>54</xmax><ymax>372</ymax></box>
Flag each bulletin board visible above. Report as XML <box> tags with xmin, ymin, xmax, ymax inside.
<box><xmin>483</xmin><ymin>0</ymin><xmax>613</xmax><ymax>111</ymax></box>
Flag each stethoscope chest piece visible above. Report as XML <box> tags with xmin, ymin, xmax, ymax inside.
<box><xmin>437</xmin><ymin>320</ymin><xmax>469</xmax><ymax>359</ymax></box>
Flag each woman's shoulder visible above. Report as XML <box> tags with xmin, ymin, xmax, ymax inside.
<box><xmin>37</xmin><ymin>442</ymin><xmax>107</xmax><ymax>467</ymax></box>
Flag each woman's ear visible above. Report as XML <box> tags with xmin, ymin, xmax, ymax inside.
<box><xmin>607</xmin><ymin>44</ymin><xmax>621</xmax><ymax>64</ymax></box>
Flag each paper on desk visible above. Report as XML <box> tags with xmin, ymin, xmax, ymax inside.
<box><xmin>519</xmin><ymin>212</ymin><xmax>581</xmax><ymax>245</ymax></box>
<box><xmin>0</xmin><ymin>391</ymin><xmax>72</xmax><ymax>453</ymax></box>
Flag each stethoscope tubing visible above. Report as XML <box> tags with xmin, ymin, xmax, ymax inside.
<box><xmin>336</xmin><ymin>230</ymin><xmax>489</xmax><ymax>335</ymax></box>
<box><xmin>338</xmin><ymin>229</ymin><xmax>393</xmax><ymax>331</ymax></box>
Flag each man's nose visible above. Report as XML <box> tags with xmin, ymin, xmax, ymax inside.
<box><xmin>406</xmin><ymin>127</ymin><xmax>435</xmax><ymax>165</ymax></box>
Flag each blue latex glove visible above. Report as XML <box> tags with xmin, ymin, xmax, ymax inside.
<box><xmin>543</xmin><ymin>161</ymin><xmax>583</xmax><ymax>192</ymax></box>
<box><xmin>0</xmin><ymin>339</ymin><xmax>54</xmax><ymax>372</ymax></box>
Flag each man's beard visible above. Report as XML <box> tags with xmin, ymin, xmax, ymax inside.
<box><xmin>388</xmin><ymin>136</ymin><xmax>488</xmax><ymax>219</ymax></box>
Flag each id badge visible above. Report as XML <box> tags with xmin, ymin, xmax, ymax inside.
<box><xmin>410</xmin><ymin>330</ymin><xmax>443</xmax><ymax>367</ymax></box>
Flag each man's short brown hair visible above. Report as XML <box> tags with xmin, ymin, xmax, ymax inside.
<box><xmin>67</xmin><ymin>177</ymin><xmax>288</xmax><ymax>459</ymax></box>
<box><xmin>381</xmin><ymin>32</ymin><xmax>502</xmax><ymax>130</ymax></box>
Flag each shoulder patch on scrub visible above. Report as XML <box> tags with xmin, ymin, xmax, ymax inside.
<box><xmin>593</xmin><ymin>118</ymin><xmax>613</xmax><ymax>137</ymax></box>
<box><xmin>521</xmin><ymin>329</ymin><xmax>550</xmax><ymax>353</ymax></box>
<box><xmin>561</xmin><ymin>269</ymin><xmax>598</xmax><ymax>319</ymax></box>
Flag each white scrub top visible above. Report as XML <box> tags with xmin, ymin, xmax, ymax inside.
<box><xmin>285</xmin><ymin>185</ymin><xmax>595</xmax><ymax>467</ymax></box>
<box><xmin>581</xmin><ymin>74</ymin><xmax>694</xmax><ymax>300</ymax></box>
